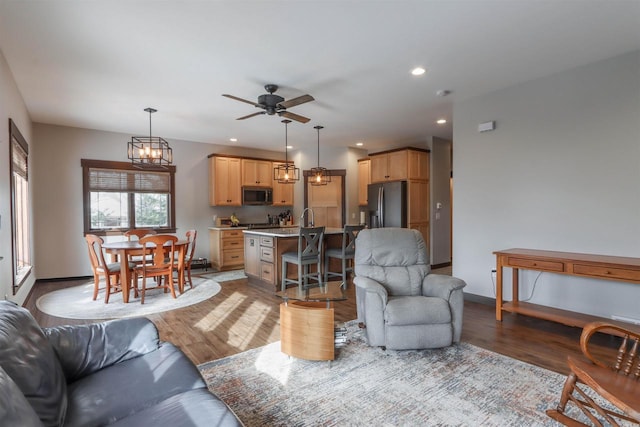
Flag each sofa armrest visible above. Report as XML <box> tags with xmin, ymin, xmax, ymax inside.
<box><xmin>354</xmin><ymin>276</ymin><xmax>388</xmax><ymax>306</ymax></box>
<box><xmin>423</xmin><ymin>274</ymin><xmax>467</xmax><ymax>343</ymax></box>
<box><xmin>44</xmin><ymin>317</ymin><xmax>160</xmax><ymax>382</ymax></box>
<box><xmin>422</xmin><ymin>274</ymin><xmax>466</xmax><ymax>300</ymax></box>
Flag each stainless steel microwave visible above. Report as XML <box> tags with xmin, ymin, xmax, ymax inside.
<box><xmin>242</xmin><ymin>187</ymin><xmax>273</xmax><ymax>205</ymax></box>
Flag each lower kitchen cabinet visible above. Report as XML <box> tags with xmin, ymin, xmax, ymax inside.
<box><xmin>209</xmin><ymin>228</ymin><xmax>244</xmax><ymax>271</ymax></box>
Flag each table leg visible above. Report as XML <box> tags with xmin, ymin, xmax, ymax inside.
<box><xmin>512</xmin><ymin>268</ymin><xmax>519</xmax><ymax>305</ymax></box>
<box><xmin>178</xmin><ymin>245</ymin><xmax>185</xmax><ymax>293</ymax></box>
<box><xmin>496</xmin><ymin>255</ymin><xmax>503</xmax><ymax>321</ymax></box>
<box><xmin>120</xmin><ymin>249</ymin><xmax>130</xmax><ymax>303</ymax></box>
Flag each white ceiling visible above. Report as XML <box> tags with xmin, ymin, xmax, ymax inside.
<box><xmin>1</xmin><ymin>0</ymin><xmax>639</xmax><ymax>153</ymax></box>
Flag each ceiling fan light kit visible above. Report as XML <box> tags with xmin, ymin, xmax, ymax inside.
<box><xmin>274</xmin><ymin>119</ymin><xmax>300</xmax><ymax>184</ymax></box>
<box><xmin>310</xmin><ymin>125</ymin><xmax>331</xmax><ymax>186</ymax></box>
<box><xmin>127</xmin><ymin>107</ymin><xmax>173</xmax><ymax>168</ymax></box>
<box><xmin>223</xmin><ymin>84</ymin><xmax>315</xmax><ymax>124</ymax></box>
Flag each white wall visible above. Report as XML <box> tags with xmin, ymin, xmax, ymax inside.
<box><xmin>0</xmin><ymin>49</ymin><xmax>34</xmax><ymax>304</ymax></box>
<box><xmin>453</xmin><ymin>51</ymin><xmax>640</xmax><ymax>320</ymax></box>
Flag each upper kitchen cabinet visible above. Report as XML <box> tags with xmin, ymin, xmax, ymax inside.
<box><xmin>209</xmin><ymin>156</ymin><xmax>242</xmax><ymax>206</ymax></box>
<box><xmin>242</xmin><ymin>159</ymin><xmax>273</xmax><ymax>187</ymax></box>
<box><xmin>357</xmin><ymin>158</ymin><xmax>370</xmax><ymax>206</ymax></box>
<box><xmin>272</xmin><ymin>162</ymin><xmax>294</xmax><ymax>206</ymax></box>
<box><xmin>370</xmin><ymin>148</ymin><xmax>429</xmax><ymax>183</ymax></box>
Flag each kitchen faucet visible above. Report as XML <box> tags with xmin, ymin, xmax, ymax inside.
<box><xmin>300</xmin><ymin>208</ymin><xmax>315</xmax><ymax>227</ymax></box>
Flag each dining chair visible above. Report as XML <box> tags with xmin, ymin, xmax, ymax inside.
<box><xmin>324</xmin><ymin>224</ymin><xmax>364</xmax><ymax>287</ymax></box>
<box><xmin>124</xmin><ymin>229</ymin><xmax>157</xmax><ymax>264</ymax></box>
<box><xmin>85</xmin><ymin>234</ymin><xmax>137</xmax><ymax>303</ymax></box>
<box><xmin>183</xmin><ymin>229</ymin><xmax>197</xmax><ymax>290</ymax></box>
<box><xmin>135</xmin><ymin>234</ymin><xmax>178</xmax><ymax>304</ymax></box>
<box><xmin>281</xmin><ymin>226</ymin><xmax>325</xmax><ymax>292</ymax></box>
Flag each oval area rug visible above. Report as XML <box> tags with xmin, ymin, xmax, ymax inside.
<box><xmin>36</xmin><ymin>276</ymin><xmax>222</xmax><ymax>320</ymax></box>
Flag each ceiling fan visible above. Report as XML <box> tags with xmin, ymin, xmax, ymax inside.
<box><xmin>223</xmin><ymin>84</ymin><xmax>314</xmax><ymax>124</ymax></box>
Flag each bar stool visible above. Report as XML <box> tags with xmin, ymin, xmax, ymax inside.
<box><xmin>281</xmin><ymin>226</ymin><xmax>325</xmax><ymax>291</ymax></box>
<box><xmin>324</xmin><ymin>224</ymin><xmax>364</xmax><ymax>287</ymax></box>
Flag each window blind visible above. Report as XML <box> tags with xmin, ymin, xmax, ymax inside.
<box><xmin>88</xmin><ymin>167</ymin><xmax>171</xmax><ymax>193</ymax></box>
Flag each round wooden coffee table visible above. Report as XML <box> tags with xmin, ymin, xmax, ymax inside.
<box><xmin>276</xmin><ymin>281</ymin><xmax>346</xmax><ymax>361</ymax></box>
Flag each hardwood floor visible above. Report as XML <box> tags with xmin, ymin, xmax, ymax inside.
<box><xmin>24</xmin><ymin>270</ymin><xmax>622</xmax><ymax>376</ymax></box>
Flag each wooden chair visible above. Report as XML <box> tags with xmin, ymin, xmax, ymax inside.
<box><xmin>281</xmin><ymin>226</ymin><xmax>325</xmax><ymax>291</ymax></box>
<box><xmin>183</xmin><ymin>229</ymin><xmax>197</xmax><ymax>290</ymax></box>
<box><xmin>124</xmin><ymin>229</ymin><xmax>157</xmax><ymax>264</ymax></box>
<box><xmin>85</xmin><ymin>234</ymin><xmax>137</xmax><ymax>303</ymax></box>
<box><xmin>124</xmin><ymin>229</ymin><xmax>157</xmax><ymax>240</ymax></box>
<box><xmin>134</xmin><ymin>234</ymin><xmax>178</xmax><ymax>304</ymax></box>
<box><xmin>547</xmin><ymin>321</ymin><xmax>640</xmax><ymax>426</ymax></box>
<box><xmin>324</xmin><ymin>224</ymin><xmax>364</xmax><ymax>287</ymax></box>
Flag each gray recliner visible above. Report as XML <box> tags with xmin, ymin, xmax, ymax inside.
<box><xmin>353</xmin><ymin>228</ymin><xmax>466</xmax><ymax>350</ymax></box>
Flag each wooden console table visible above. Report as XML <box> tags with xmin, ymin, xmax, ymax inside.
<box><xmin>494</xmin><ymin>248</ymin><xmax>640</xmax><ymax>327</ymax></box>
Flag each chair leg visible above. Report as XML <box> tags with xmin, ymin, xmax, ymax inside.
<box><xmin>187</xmin><ymin>264</ymin><xmax>193</xmax><ymax>289</ymax></box>
<box><xmin>104</xmin><ymin>274</ymin><xmax>111</xmax><ymax>304</ymax></box>
<box><xmin>93</xmin><ymin>273</ymin><xmax>100</xmax><ymax>301</ymax></box>
<box><xmin>281</xmin><ymin>258</ymin><xmax>287</xmax><ymax>292</ymax></box>
<box><xmin>341</xmin><ymin>258</ymin><xmax>347</xmax><ymax>285</ymax></box>
<box><xmin>141</xmin><ymin>276</ymin><xmax>146</xmax><ymax>304</ymax></box>
<box><xmin>167</xmin><ymin>274</ymin><xmax>176</xmax><ymax>298</ymax></box>
<box><xmin>298</xmin><ymin>263</ymin><xmax>304</xmax><ymax>290</ymax></box>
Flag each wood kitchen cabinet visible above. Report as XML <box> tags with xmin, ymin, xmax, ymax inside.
<box><xmin>370</xmin><ymin>148</ymin><xmax>429</xmax><ymax>183</ymax></box>
<box><xmin>357</xmin><ymin>158</ymin><xmax>370</xmax><ymax>206</ymax></box>
<box><xmin>209</xmin><ymin>156</ymin><xmax>242</xmax><ymax>206</ymax></box>
<box><xmin>209</xmin><ymin>228</ymin><xmax>244</xmax><ymax>271</ymax></box>
<box><xmin>272</xmin><ymin>162</ymin><xmax>294</xmax><ymax>206</ymax></box>
<box><xmin>242</xmin><ymin>159</ymin><xmax>272</xmax><ymax>187</ymax></box>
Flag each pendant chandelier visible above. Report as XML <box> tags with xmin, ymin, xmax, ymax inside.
<box><xmin>310</xmin><ymin>125</ymin><xmax>331</xmax><ymax>186</ymax></box>
<box><xmin>273</xmin><ymin>119</ymin><xmax>300</xmax><ymax>184</ymax></box>
<box><xmin>127</xmin><ymin>107</ymin><xmax>173</xmax><ymax>168</ymax></box>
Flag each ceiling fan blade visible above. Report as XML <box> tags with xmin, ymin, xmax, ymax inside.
<box><xmin>278</xmin><ymin>110</ymin><xmax>310</xmax><ymax>124</ymax></box>
<box><xmin>277</xmin><ymin>94</ymin><xmax>314</xmax><ymax>109</ymax></box>
<box><xmin>236</xmin><ymin>112</ymin><xmax>265</xmax><ymax>120</ymax></box>
<box><xmin>223</xmin><ymin>94</ymin><xmax>262</xmax><ymax>108</ymax></box>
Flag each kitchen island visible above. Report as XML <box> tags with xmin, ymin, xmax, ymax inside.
<box><xmin>243</xmin><ymin>227</ymin><xmax>345</xmax><ymax>291</ymax></box>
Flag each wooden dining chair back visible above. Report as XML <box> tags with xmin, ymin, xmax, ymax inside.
<box><xmin>135</xmin><ymin>234</ymin><xmax>178</xmax><ymax>304</ymax></box>
<box><xmin>281</xmin><ymin>226</ymin><xmax>325</xmax><ymax>292</ymax></box>
<box><xmin>324</xmin><ymin>224</ymin><xmax>365</xmax><ymax>287</ymax></box>
<box><xmin>547</xmin><ymin>321</ymin><xmax>640</xmax><ymax>426</ymax></box>
<box><xmin>184</xmin><ymin>229</ymin><xmax>197</xmax><ymax>289</ymax></box>
<box><xmin>124</xmin><ymin>229</ymin><xmax>157</xmax><ymax>264</ymax></box>
<box><xmin>85</xmin><ymin>234</ymin><xmax>136</xmax><ymax>303</ymax></box>
<box><xmin>124</xmin><ymin>229</ymin><xmax>157</xmax><ymax>240</ymax></box>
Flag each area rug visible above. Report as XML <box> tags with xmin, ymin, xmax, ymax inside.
<box><xmin>200</xmin><ymin>321</ymin><xmax>580</xmax><ymax>426</ymax></box>
<box><xmin>36</xmin><ymin>275</ymin><xmax>225</xmax><ymax>320</ymax></box>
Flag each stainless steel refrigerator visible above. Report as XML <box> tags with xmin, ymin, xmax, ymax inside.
<box><xmin>367</xmin><ymin>181</ymin><xmax>407</xmax><ymax>228</ymax></box>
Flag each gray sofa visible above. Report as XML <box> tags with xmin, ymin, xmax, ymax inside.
<box><xmin>354</xmin><ymin>228</ymin><xmax>466</xmax><ymax>350</ymax></box>
<box><xmin>0</xmin><ymin>301</ymin><xmax>242</xmax><ymax>427</ymax></box>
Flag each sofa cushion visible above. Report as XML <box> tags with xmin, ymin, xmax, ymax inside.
<box><xmin>0</xmin><ymin>366</ymin><xmax>44</xmax><ymax>427</ymax></box>
<box><xmin>108</xmin><ymin>389</ymin><xmax>242</xmax><ymax>427</ymax></box>
<box><xmin>384</xmin><ymin>296</ymin><xmax>451</xmax><ymax>326</ymax></box>
<box><xmin>64</xmin><ymin>342</ymin><xmax>206</xmax><ymax>427</ymax></box>
<box><xmin>0</xmin><ymin>301</ymin><xmax>67</xmax><ymax>427</ymax></box>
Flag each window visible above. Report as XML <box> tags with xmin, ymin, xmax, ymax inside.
<box><xmin>82</xmin><ymin>159</ymin><xmax>176</xmax><ymax>235</ymax></box>
<box><xmin>9</xmin><ymin>119</ymin><xmax>32</xmax><ymax>293</ymax></box>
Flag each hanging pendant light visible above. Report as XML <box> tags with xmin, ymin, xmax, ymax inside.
<box><xmin>310</xmin><ymin>125</ymin><xmax>331</xmax><ymax>186</ymax></box>
<box><xmin>127</xmin><ymin>107</ymin><xmax>173</xmax><ymax>168</ymax></box>
<box><xmin>273</xmin><ymin>119</ymin><xmax>300</xmax><ymax>184</ymax></box>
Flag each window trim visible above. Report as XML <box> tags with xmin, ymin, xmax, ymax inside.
<box><xmin>9</xmin><ymin>119</ymin><xmax>32</xmax><ymax>293</ymax></box>
<box><xmin>81</xmin><ymin>159</ymin><xmax>176</xmax><ymax>236</ymax></box>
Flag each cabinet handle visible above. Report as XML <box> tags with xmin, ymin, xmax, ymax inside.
<box><xmin>231</xmin><ymin>255</ymin><xmax>239</xmax><ymax>259</ymax></box>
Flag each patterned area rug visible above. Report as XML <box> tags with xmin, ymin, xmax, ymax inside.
<box><xmin>200</xmin><ymin>321</ymin><xmax>575</xmax><ymax>426</ymax></box>
<box><xmin>36</xmin><ymin>270</ymin><xmax>246</xmax><ymax>320</ymax></box>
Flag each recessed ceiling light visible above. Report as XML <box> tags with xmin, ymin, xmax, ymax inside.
<box><xmin>286</xmin><ymin>145</ymin><xmax>293</xmax><ymax>149</ymax></box>
<box><xmin>436</xmin><ymin>119</ymin><xmax>447</xmax><ymax>124</ymax></box>
<box><xmin>356</xmin><ymin>142</ymin><xmax>364</xmax><ymax>147</ymax></box>
<box><xmin>411</xmin><ymin>67</ymin><xmax>426</xmax><ymax>76</ymax></box>
<box><xmin>229</xmin><ymin>138</ymin><xmax>237</xmax><ymax>142</ymax></box>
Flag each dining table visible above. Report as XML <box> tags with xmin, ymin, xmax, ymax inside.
<box><xmin>102</xmin><ymin>239</ymin><xmax>189</xmax><ymax>303</ymax></box>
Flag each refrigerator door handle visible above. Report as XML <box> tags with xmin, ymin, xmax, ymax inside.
<box><xmin>379</xmin><ymin>186</ymin><xmax>384</xmax><ymax>227</ymax></box>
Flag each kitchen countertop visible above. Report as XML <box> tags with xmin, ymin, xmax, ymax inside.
<box><xmin>208</xmin><ymin>224</ymin><xmax>298</xmax><ymax>231</ymax></box>
<box><xmin>242</xmin><ymin>227</ymin><xmax>344</xmax><ymax>237</ymax></box>
<box><xmin>208</xmin><ymin>226</ymin><xmax>248</xmax><ymax>231</ymax></box>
